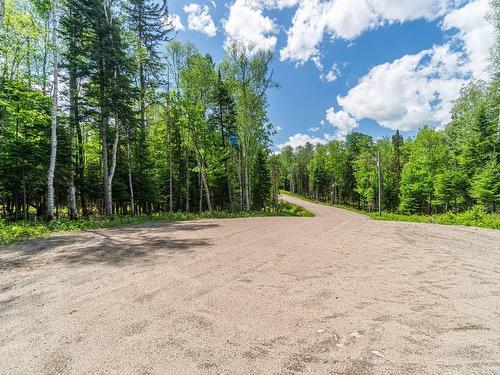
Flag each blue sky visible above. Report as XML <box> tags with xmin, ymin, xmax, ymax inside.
<box><xmin>166</xmin><ymin>0</ymin><xmax>494</xmax><ymax>149</ymax></box>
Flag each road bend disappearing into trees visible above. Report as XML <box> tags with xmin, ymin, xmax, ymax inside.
<box><xmin>1</xmin><ymin>195</ymin><xmax>499</xmax><ymax>374</ymax></box>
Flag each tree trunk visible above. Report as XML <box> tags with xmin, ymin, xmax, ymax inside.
<box><xmin>197</xmin><ymin>154</ymin><xmax>212</xmax><ymax>211</ymax></box>
<box><xmin>47</xmin><ymin>0</ymin><xmax>58</xmax><ymax>221</ymax></box>
<box><xmin>198</xmin><ymin>169</ymin><xmax>203</xmax><ymax>212</ymax></box>
<box><xmin>185</xmin><ymin>149</ymin><xmax>190</xmax><ymax>211</ymax></box>
<box><xmin>165</xmin><ymin>91</ymin><xmax>173</xmax><ymax>212</ymax></box>
<box><xmin>68</xmin><ymin>60</ymin><xmax>78</xmax><ymax>219</ymax></box>
<box><xmin>105</xmin><ymin>118</ymin><xmax>119</xmax><ymax>216</ymax></box>
<box><xmin>237</xmin><ymin>148</ymin><xmax>243</xmax><ymax>211</ymax></box>
<box><xmin>76</xmin><ymin>111</ymin><xmax>87</xmax><ymax>216</ymax></box>
<box><xmin>377</xmin><ymin>151</ymin><xmax>382</xmax><ymax>217</ymax></box>
<box><xmin>22</xmin><ymin>174</ymin><xmax>27</xmax><ymax>220</ymax></box>
<box><xmin>126</xmin><ymin>127</ymin><xmax>135</xmax><ymax>215</ymax></box>
<box><xmin>244</xmin><ymin>145</ymin><xmax>250</xmax><ymax>211</ymax></box>
<box><xmin>225</xmin><ymin>159</ymin><xmax>234</xmax><ymax>211</ymax></box>
<box><xmin>102</xmin><ymin>116</ymin><xmax>111</xmax><ymax>216</ymax></box>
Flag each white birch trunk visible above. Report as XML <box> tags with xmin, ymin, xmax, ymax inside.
<box><xmin>104</xmin><ymin>118</ymin><xmax>119</xmax><ymax>216</ymax></box>
<box><xmin>47</xmin><ymin>0</ymin><xmax>58</xmax><ymax>220</ymax></box>
<box><xmin>200</xmin><ymin>158</ymin><xmax>212</xmax><ymax>211</ymax></box>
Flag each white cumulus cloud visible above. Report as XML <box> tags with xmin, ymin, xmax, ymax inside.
<box><xmin>442</xmin><ymin>0</ymin><xmax>494</xmax><ymax>79</ymax></box>
<box><xmin>327</xmin><ymin>0</ymin><xmax>495</xmax><ymax>132</ymax></box>
<box><xmin>278</xmin><ymin>133</ymin><xmax>331</xmax><ymax>149</ymax></box>
<box><xmin>325</xmin><ymin>107</ymin><xmax>358</xmax><ymax>138</ymax></box>
<box><xmin>224</xmin><ymin>0</ymin><xmax>278</xmax><ymax>53</ymax></box>
<box><xmin>279</xmin><ymin>0</ymin><xmax>328</xmax><ymax>64</ymax></box>
<box><xmin>184</xmin><ymin>3</ymin><xmax>217</xmax><ymax>37</ymax></box>
<box><xmin>166</xmin><ymin>14</ymin><xmax>185</xmax><ymax>31</ymax></box>
<box><xmin>280</xmin><ymin>0</ymin><xmax>456</xmax><ymax>65</ymax></box>
<box><xmin>320</xmin><ymin>63</ymin><xmax>341</xmax><ymax>82</ymax></box>
<box><xmin>336</xmin><ymin>48</ymin><xmax>464</xmax><ymax>130</ymax></box>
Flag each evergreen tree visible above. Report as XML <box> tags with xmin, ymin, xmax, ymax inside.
<box><xmin>209</xmin><ymin>71</ymin><xmax>237</xmax><ymax>210</ymax></box>
<box><xmin>471</xmin><ymin>161</ymin><xmax>500</xmax><ymax>211</ymax></box>
<box><xmin>125</xmin><ymin>0</ymin><xmax>172</xmax><ymax>212</ymax></box>
<box><xmin>251</xmin><ymin>148</ymin><xmax>270</xmax><ymax>210</ymax></box>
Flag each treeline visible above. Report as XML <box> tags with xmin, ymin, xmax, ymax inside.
<box><xmin>275</xmin><ymin>80</ymin><xmax>500</xmax><ymax>214</ymax></box>
<box><xmin>0</xmin><ymin>0</ymin><xmax>277</xmax><ymax>220</ymax></box>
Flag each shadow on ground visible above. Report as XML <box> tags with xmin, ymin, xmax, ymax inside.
<box><xmin>0</xmin><ymin>221</ymin><xmax>218</xmax><ymax>270</ymax></box>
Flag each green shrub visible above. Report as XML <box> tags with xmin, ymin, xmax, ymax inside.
<box><xmin>0</xmin><ymin>201</ymin><xmax>313</xmax><ymax>244</ymax></box>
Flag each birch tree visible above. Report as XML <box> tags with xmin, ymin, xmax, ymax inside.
<box><xmin>46</xmin><ymin>0</ymin><xmax>58</xmax><ymax>220</ymax></box>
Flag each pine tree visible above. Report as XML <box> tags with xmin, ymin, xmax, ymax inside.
<box><xmin>83</xmin><ymin>0</ymin><xmax>135</xmax><ymax>216</ymax></box>
<box><xmin>471</xmin><ymin>161</ymin><xmax>500</xmax><ymax>212</ymax></box>
<box><xmin>209</xmin><ymin>71</ymin><xmax>237</xmax><ymax>210</ymax></box>
<box><xmin>61</xmin><ymin>0</ymin><xmax>88</xmax><ymax>219</ymax></box>
<box><xmin>125</xmin><ymin>0</ymin><xmax>172</xmax><ymax>212</ymax></box>
<box><xmin>386</xmin><ymin>129</ymin><xmax>404</xmax><ymax>211</ymax></box>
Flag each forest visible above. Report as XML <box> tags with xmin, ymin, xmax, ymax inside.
<box><xmin>0</xmin><ymin>0</ymin><xmax>282</xmax><ymax>223</ymax></box>
<box><xmin>275</xmin><ymin>79</ymin><xmax>500</xmax><ymax>216</ymax></box>
<box><xmin>0</xmin><ymin>0</ymin><xmax>499</xmax><ymax>234</ymax></box>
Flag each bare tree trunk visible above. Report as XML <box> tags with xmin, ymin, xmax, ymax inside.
<box><xmin>1</xmin><ymin>195</ymin><xmax>6</xmax><ymax>221</ymax></box>
<box><xmin>68</xmin><ymin>63</ymin><xmax>78</xmax><ymax>219</ymax></box>
<box><xmin>68</xmin><ymin>134</ymin><xmax>77</xmax><ymax>219</ymax></box>
<box><xmin>237</xmin><ymin>148</ymin><xmax>243</xmax><ymax>211</ymax></box>
<box><xmin>102</xmin><ymin>116</ymin><xmax>111</xmax><ymax>216</ymax></box>
<box><xmin>226</xmin><ymin>159</ymin><xmax>234</xmax><ymax>211</ymax></box>
<box><xmin>377</xmin><ymin>150</ymin><xmax>382</xmax><ymax>217</ymax></box>
<box><xmin>243</xmin><ymin>142</ymin><xmax>250</xmax><ymax>211</ymax></box>
<box><xmin>198</xmin><ymin>168</ymin><xmax>203</xmax><ymax>212</ymax></box>
<box><xmin>165</xmin><ymin>91</ymin><xmax>173</xmax><ymax>212</ymax></box>
<box><xmin>102</xmin><ymin>117</ymin><xmax>119</xmax><ymax>217</ymax></box>
<box><xmin>185</xmin><ymin>149</ymin><xmax>190</xmax><ymax>211</ymax></box>
<box><xmin>76</xmin><ymin>111</ymin><xmax>87</xmax><ymax>216</ymax></box>
<box><xmin>196</xmin><ymin>153</ymin><xmax>212</xmax><ymax>211</ymax></box>
<box><xmin>106</xmin><ymin>118</ymin><xmax>119</xmax><ymax>216</ymax></box>
<box><xmin>22</xmin><ymin>174</ymin><xmax>27</xmax><ymax>220</ymax></box>
<box><xmin>217</xmin><ymin>78</ymin><xmax>234</xmax><ymax>211</ymax></box>
<box><xmin>47</xmin><ymin>0</ymin><xmax>58</xmax><ymax>221</ymax></box>
<box><xmin>126</xmin><ymin>128</ymin><xmax>135</xmax><ymax>215</ymax></box>
<box><xmin>169</xmin><ymin>139</ymin><xmax>173</xmax><ymax>212</ymax></box>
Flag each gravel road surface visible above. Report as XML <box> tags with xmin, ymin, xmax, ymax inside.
<box><xmin>1</xmin><ymin>195</ymin><xmax>499</xmax><ymax>374</ymax></box>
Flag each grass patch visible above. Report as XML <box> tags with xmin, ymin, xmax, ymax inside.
<box><xmin>280</xmin><ymin>190</ymin><xmax>500</xmax><ymax>230</ymax></box>
<box><xmin>0</xmin><ymin>200</ymin><xmax>313</xmax><ymax>244</ymax></box>
<box><xmin>367</xmin><ymin>208</ymin><xmax>500</xmax><ymax>230</ymax></box>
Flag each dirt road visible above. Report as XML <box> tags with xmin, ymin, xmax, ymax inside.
<box><xmin>1</xmin><ymin>196</ymin><xmax>499</xmax><ymax>375</ymax></box>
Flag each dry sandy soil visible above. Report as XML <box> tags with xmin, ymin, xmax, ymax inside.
<box><xmin>0</xmin><ymin>195</ymin><xmax>499</xmax><ymax>375</ymax></box>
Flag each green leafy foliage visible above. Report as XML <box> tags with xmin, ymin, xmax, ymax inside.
<box><xmin>1</xmin><ymin>0</ymin><xmax>278</xmax><ymax>221</ymax></box>
<box><xmin>276</xmin><ymin>78</ymin><xmax>499</xmax><ymax>220</ymax></box>
<box><xmin>281</xmin><ymin>190</ymin><xmax>500</xmax><ymax>230</ymax></box>
<box><xmin>0</xmin><ymin>200</ymin><xmax>312</xmax><ymax>244</ymax></box>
